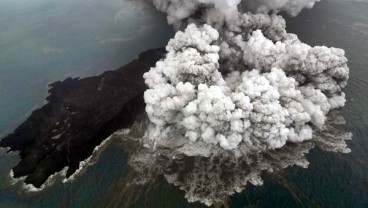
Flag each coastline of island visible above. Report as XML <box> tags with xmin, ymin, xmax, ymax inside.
<box><xmin>0</xmin><ymin>48</ymin><xmax>166</xmax><ymax>188</ymax></box>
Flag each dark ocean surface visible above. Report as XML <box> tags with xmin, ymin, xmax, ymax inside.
<box><xmin>0</xmin><ymin>0</ymin><xmax>367</xmax><ymax>207</ymax></box>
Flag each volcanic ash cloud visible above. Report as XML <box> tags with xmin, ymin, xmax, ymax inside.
<box><xmin>123</xmin><ymin>0</ymin><xmax>353</xmax><ymax>205</ymax></box>
<box><xmin>143</xmin><ymin>0</ymin><xmax>349</xmax><ymax>154</ymax></box>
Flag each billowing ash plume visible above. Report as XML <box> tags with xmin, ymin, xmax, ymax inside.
<box><xmin>135</xmin><ymin>0</ymin><xmax>351</xmax><ymax>204</ymax></box>
<box><xmin>150</xmin><ymin>0</ymin><xmax>321</xmax><ymax>27</ymax></box>
<box><xmin>240</xmin><ymin>0</ymin><xmax>321</xmax><ymax>16</ymax></box>
<box><xmin>143</xmin><ymin>0</ymin><xmax>349</xmax><ymax>153</ymax></box>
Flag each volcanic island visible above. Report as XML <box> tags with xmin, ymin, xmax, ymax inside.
<box><xmin>0</xmin><ymin>48</ymin><xmax>165</xmax><ymax>188</ymax></box>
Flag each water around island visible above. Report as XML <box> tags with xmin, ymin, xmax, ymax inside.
<box><xmin>0</xmin><ymin>0</ymin><xmax>368</xmax><ymax>207</ymax></box>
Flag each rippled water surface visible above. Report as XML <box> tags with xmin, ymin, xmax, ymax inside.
<box><xmin>1</xmin><ymin>0</ymin><xmax>368</xmax><ymax>207</ymax></box>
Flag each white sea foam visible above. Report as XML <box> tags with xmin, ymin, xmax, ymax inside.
<box><xmin>62</xmin><ymin>135</ymin><xmax>115</xmax><ymax>183</ymax></box>
<box><xmin>21</xmin><ymin>167</ymin><xmax>68</xmax><ymax>193</ymax></box>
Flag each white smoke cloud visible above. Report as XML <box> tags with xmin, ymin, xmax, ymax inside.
<box><xmin>144</xmin><ymin>21</ymin><xmax>348</xmax><ymax>152</ymax></box>
<box><xmin>141</xmin><ymin>0</ymin><xmax>349</xmax><ymax>162</ymax></box>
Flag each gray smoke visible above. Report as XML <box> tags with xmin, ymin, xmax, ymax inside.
<box><xmin>240</xmin><ymin>0</ymin><xmax>321</xmax><ymax>16</ymax></box>
<box><xmin>150</xmin><ymin>0</ymin><xmax>321</xmax><ymax>27</ymax></box>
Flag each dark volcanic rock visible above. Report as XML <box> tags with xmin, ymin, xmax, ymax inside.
<box><xmin>0</xmin><ymin>48</ymin><xmax>165</xmax><ymax>188</ymax></box>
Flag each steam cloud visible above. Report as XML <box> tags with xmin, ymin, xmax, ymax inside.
<box><xmin>127</xmin><ymin>0</ymin><xmax>351</xmax><ymax>205</ymax></box>
<box><xmin>143</xmin><ymin>0</ymin><xmax>349</xmax><ymax>153</ymax></box>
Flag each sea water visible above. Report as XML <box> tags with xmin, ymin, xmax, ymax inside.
<box><xmin>1</xmin><ymin>0</ymin><xmax>368</xmax><ymax>207</ymax></box>
<box><xmin>0</xmin><ymin>0</ymin><xmax>173</xmax><ymax>207</ymax></box>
